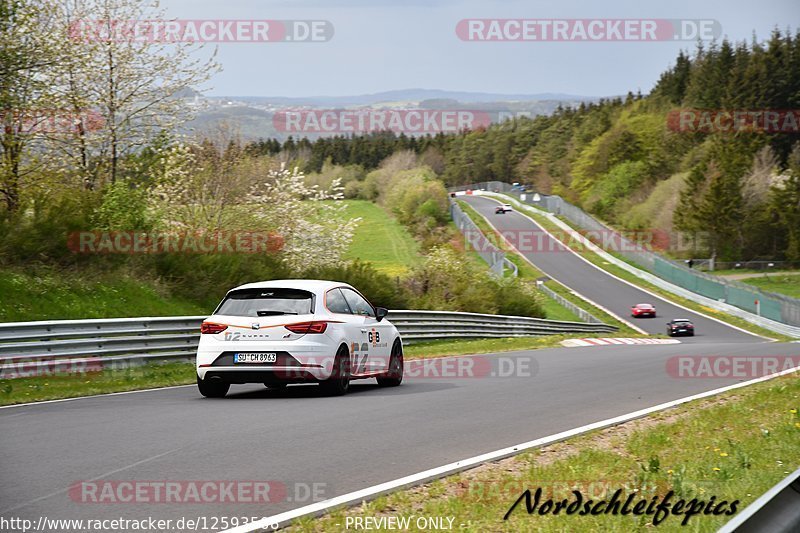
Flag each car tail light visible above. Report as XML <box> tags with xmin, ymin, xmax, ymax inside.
<box><xmin>687</xmin><ymin>324</ymin><xmax>694</xmax><ymax>328</ymax></box>
<box><xmin>201</xmin><ymin>322</ymin><xmax>228</xmax><ymax>334</ymax></box>
<box><xmin>285</xmin><ymin>321</ymin><xmax>328</xmax><ymax>334</ymax></box>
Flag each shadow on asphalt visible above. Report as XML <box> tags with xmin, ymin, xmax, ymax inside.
<box><xmin>205</xmin><ymin>380</ymin><xmax>458</xmax><ymax>400</ymax></box>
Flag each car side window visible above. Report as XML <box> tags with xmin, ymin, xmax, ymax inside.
<box><xmin>326</xmin><ymin>288</ymin><xmax>352</xmax><ymax>314</ymax></box>
<box><xmin>341</xmin><ymin>288</ymin><xmax>375</xmax><ymax>317</ymax></box>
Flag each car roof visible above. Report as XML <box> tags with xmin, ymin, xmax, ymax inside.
<box><xmin>635</xmin><ymin>303</ymin><xmax>654</xmax><ymax>307</ymax></box>
<box><xmin>228</xmin><ymin>279</ymin><xmax>352</xmax><ymax>294</ymax></box>
<box><xmin>671</xmin><ymin>318</ymin><xmax>692</xmax><ymax>322</ymax></box>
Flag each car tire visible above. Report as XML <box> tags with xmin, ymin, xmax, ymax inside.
<box><xmin>377</xmin><ymin>340</ymin><xmax>403</xmax><ymax>387</ymax></box>
<box><xmin>320</xmin><ymin>346</ymin><xmax>351</xmax><ymax>396</ymax></box>
<box><xmin>197</xmin><ymin>376</ymin><xmax>229</xmax><ymax>398</ymax></box>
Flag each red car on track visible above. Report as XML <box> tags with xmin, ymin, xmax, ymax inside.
<box><xmin>631</xmin><ymin>303</ymin><xmax>656</xmax><ymax>318</ymax></box>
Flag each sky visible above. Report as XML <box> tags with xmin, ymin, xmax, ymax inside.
<box><xmin>158</xmin><ymin>0</ymin><xmax>800</xmax><ymax>98</ymax></box>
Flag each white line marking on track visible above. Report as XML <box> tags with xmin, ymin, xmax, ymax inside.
<box><xmin>0</xmin><ymin>384</ymin><xmax>197</xmax><ymax>410</ymax></box>
<box><xmin>221</xmin><ymin>364</ymin><xmax>800</xmax><ymax>532</ymax></box>
<box><xmin>560</xmin><ymin>338</ymin><xmax>681</xmax><ymax>347</ymax></box>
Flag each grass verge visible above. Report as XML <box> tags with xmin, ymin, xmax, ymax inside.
<box><xmin>738</xmin><ymin>274</ymin><xmax>800</xmax><ymax>300</ymax></box>
<box><xmin>292</xmin><ymin>373</ymin><xmax>800</xmax><ymax>532</ymax></box>
<box><xmin>0</xmin><ymin>267</ymin><xmax>208</xmax><ymax>322</ymax></box>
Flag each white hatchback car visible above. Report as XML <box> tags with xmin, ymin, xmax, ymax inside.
<box><xmin>196</xmin><ymin>280</ymin><xmax>403</xmax><ymax>397</ymax></box>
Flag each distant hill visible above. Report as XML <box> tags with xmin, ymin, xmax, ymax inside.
<box><xmin>212</xmin><ymin>88</ymin><xmax>599</xmax><ymax>107</ymax></box>
<box><xmin>182</xmin><ymin>88</ymin><xmax>606</xmax><ymax>140</ymax></box>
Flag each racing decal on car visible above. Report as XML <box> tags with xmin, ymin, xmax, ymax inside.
<box><xmin>369</xmin><ymin>328</ymin><xmax>388</xmax><ymax>349</ymax></box>
<box><xmin>350</xmin><ymin>341</ymin><xmax>370</xmax><ymax>372</ymax></box>
<box><xmin>368</xmin><ymin>328</ymin><xmax>380</xmax><ymax>344</ymax></box>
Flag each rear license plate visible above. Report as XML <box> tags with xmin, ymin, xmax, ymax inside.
<box><xmin>234</xmin><ymin>353</ymin><xmax>277</xmax><ymax>364</ymax></box>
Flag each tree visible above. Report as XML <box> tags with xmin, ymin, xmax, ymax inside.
<box><xmin>0</xmin><ymin>0</ymin><xmax>61</xmax><ymax>212</ymax></box>
<box><xmin>51</xmin><ymin>0</ymin><xmax>219</xmax><ymax>187</ymax></box>
<box><xmin>771</xmin><ymin>144</ymin><xmax>800</xmax><ymax>261</ymax></box>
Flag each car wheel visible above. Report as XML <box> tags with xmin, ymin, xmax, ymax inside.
<box><xmin>197</xmin><ymin>376</ymin><xmax>229</xmax><ymax>398</ymax></box>
<box><xmin>377</xmin><ymin>340</ymin><xmax>403</xmax><ymax>387</ymax></box>
<box><xmin>320</xmin><ymin>346</ymin><xmax>351</xmax><ymax>396</ymax></box>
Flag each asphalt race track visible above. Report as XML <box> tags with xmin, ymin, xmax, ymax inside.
<box><xmin>460</xmin><ymin>194</ymin><xmax>763</xmax><ymax>343</ymax></box>
<box><xmin>2</xmin><ymin>342</ymin><xmax>799</xmax><ymax>525</ymax></box>
<box><xmin>1</xmin><ymin>196</ymin><xmax>793</xmax><ymax>528</ymax></box>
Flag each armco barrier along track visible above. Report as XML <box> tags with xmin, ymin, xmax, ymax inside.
<box><xmin>0</xmin><ymin>311</ymin><xmax>616</xmax><ymax>375</ymax></box>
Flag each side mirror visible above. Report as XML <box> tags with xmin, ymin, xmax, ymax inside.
<box><xmin>375</xmin><ymin>307</ymin><xmax>389</xmax><ymax>322</ymax></box>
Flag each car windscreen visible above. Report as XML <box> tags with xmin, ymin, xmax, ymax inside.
<box><xmin>214</xmin><ymin>288</ymin><xmax>314</xmax><ymax>317</ymax></box>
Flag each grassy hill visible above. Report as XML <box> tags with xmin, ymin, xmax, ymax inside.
<box><xmin>337</xmin><ymin>200</ymin><xmax>423</xmax><ymax>276</ymax></box>
<box><xmin>738</xmin><ymin>273</ymin><xmax>800</xmax><ymax>299</ymax></box>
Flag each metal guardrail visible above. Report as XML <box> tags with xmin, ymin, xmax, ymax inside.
<box><xmin>537</xmin><ymin>284</ymin><xmax>605</xmax><ymax>324</ymax></box>
<box><xmin>450</xmin><ymin>201</ymin><xmax>509</xmax><ymax>277</ymax></box>
<box><xmin>718</xmin><ymin>467</ymin><xmax>800</xmax><ymax>532</ymax></box>
<box><xmin>0</xmin><ymin>311</ymin><xmax>616</xmax><ymax>377</ymax></box>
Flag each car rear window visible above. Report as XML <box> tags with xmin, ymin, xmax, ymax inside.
<box><xmin>214</xmin><ymin>288</ymin><xmax>314</xmax><ymax>317</ymax></box>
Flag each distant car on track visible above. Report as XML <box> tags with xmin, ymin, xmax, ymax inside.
<box><xmin>196</xmin><ymin>280</ymin><xmax>403</xmax><ymax>398</ymax></box>
<box><xmin>631</xmin><ymin>303</ymin><xmax>656</xmax><ymax>318</ymax></box>
<box><xmin>666</xmin><ymin>318</ymin><xmax>695</xmax><ymax>336</ymax></box>
<box><xmin>495</xmin><ymin>204</ymin><xmax>513</xmax><ymax>214</ymax></box>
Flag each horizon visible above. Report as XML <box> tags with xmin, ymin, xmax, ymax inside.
<box><xmin>159</xmin><ymin>0</ymin><xmax>798</xmax><ymax>98</ymax></box>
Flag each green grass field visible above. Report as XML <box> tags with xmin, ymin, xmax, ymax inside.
<box><xmin>0</xmin><ymin>268</ymin><xmax>208</xmax><ymax>322</ymax></box>
<box><xmin>739</xmin><ymin>274</ymin><xmax>800</xmax><ymax>299</ymax></box>
<box><xmin>336</xmin><ymin>200</ymin><xmax>422</xmax><ymax>276</ymax></box>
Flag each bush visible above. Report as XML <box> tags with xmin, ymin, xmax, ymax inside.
<box><xmin>404</xmin><ymin>246</ymin><xmax>544</xmax><ymax>317</ymax></box>
<box><xmin>0</xmin><ymin>192</ymin><xmax>100</xmax><ymax>265</ymax></box>
<box><xmin>304</xmin><ymin>260</ymin><xmax>411</xmax><ymax>310</ymax></box>
<box><xmin>93</xmin><ymin>181</ymin><xmax>154</xmax><ymax>230</ymax></box>
<box><xmin>147</xmin><ymin>252</ymin><xmax>289</xmax><ymax>307</ymax></box>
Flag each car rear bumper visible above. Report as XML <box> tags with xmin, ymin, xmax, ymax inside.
<box><xmin>196</xmin><ymin>342</ymin><xmax>336</xmax><ymax>382</ymax></box>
